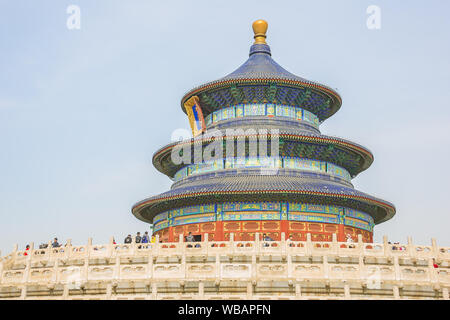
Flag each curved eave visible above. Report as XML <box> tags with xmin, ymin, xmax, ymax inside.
<box><xmin>180</xmin><ymin>78</ymin><xmax>342</xmax><ymax>121</ymax></box>
<box><xmin>152</xmin><ymin>133</ymin><xmax>374</xmax><ymax>178</ymax></box>
<box><xmin>132</xmin><ymin>187</ymin><xmax>395</xmax><ymax>226</ymax></box>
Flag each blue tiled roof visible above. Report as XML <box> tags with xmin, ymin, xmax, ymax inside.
<box><xmin>180</xmin><ymin>43</ymin><xmax>342</xmax><ymax>122</ymax></box>
<box><xmin>132</xmin><ymin>174</ymin><xmax>395</xmax><ymax>225</ymax></box>
<box><xmin>220</xmin><ymin>44</ymin><xmax>309</xmax><ymax>81</ymax></box>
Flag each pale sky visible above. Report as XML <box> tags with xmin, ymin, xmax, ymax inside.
<box><xmin>1</xmin><ymin>0</ymin><xmax>449</xmax><ymax>255</ymax></box>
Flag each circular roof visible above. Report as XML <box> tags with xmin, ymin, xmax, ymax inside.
<box><xmin>132</xmin><ymin>174</ymin><xmax>395</xmax><ymax>225</ymax></box>
<box><xmin>180</xmin><ymin>22</ymin><xmax>342</xmax><ymax>121</ymax></box>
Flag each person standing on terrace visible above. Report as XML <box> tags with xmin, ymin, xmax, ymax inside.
<box><xmin>124</xmin><ymin>234</ymin><xmax>132</xmax><ymax>244</ymax></box>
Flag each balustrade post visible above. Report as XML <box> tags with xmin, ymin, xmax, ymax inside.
<box><xmin>407</xmin><ymin>236</ymin><xmax>415</xmax><ymax>259</ymax></box>
<box><xmin>332</xmin><ymin>233</ymin><xmax>338</xmax><ymax>253</ymax></box>
<box><xmin>154</xmin><ymin>235</ymin><xmax>160</xmax><ymax>256</ymax></box>
<box><xmin>357</xmin><ymin>234</ymin><xmax>363</xmax><ymax>244</ymax></box>
<box><xmin>287</xmin><ymin>253</ymin><xmax>292</xmax><ymax>279</ymax></box>
<box><xmin>0</xmin><ymin>257</ymin><xmax>3</xmax><ymax>283</ymax></box>
<box><xmin>431</xmin><ymin>238</ymin><xmax>438</xmax><ymax>256</ymax></box>
<box><xmin>359</xmin><ymin>255</ymin><xmax>365</xmax><ymax>280</ymax></box>
<box><xmin>84</xmin><ymin>238</ymin><xmax>92</xmax><ymax>283</ymax></box>
<box><xmin>181</xmin><ymin>252</ymin><xmax>186</xmax><ymax>280</ymax></box>
<box><xmin>251</xmin><ymin>254</ymin><xmax>257</xmax><ymax>281</ymax></box>
<box><xmin>255</xmin><ymin>232</ymin><xmax>260</xmax><ymax>254</ymax></box>
<box><xmin>20</xmin><ymin>285</ymin><xmax>27</xmax><ymax>300</ymax></box>
<box><xmin>52</xmin><ymin>258</ymin><xmax>59</xmax><ymax>283</ymax></box>
<box><xmin>23</xmin><ymin>258</ymin><xmax>31</xmax><ymax>284</ymax></box>
<box><xmin>323</xmin><ymin>255</ymin><xmax>329</xmax><ymax>279</ymax></box>
<box><xmin>215</xmin><ymin>254</ymin><xmax>220</xmax><ymax>280</ymax></box>
<box><xmin>63</xmin><ymin>284</ymin><xmax>69</xmax><ymax>300</ymax></box>
<box><xmin>383</xmin><ymin>235</ymin><xmax>390</xmax><ymax>256</ymax></box>
<box><xmin>443</xmin><ymin>287</ymin><xmax>449</xmax><ymax>300</ymax></box>
<box><xmin>151</xmin><ymin>281</ymin><xmax>158</xmax><ymax>300</ymax></box>
<box><xmin>180</xmin><ymin>234</ymin><xmax>186</xmax><ymax>256</ymax></box>
<box><xmin>281</xmin><ymin>232</ymin><xmax>286</xmax><ymax>255</ymax></box>
<box><xmin>148</xmin><ymin>254</ymin><xmax>154</xmax><ymax>280</ymax></box>
<box><xmin>246</xmin><ymin>281</ymin><xmax>252</xmax><ymax>299</ymax></box>
<box><xmin>108</xmin><ymin>236</ymin><xmax>114</xmax><ymax>256</ymax></box>
<box><xmin>204</xmin><ymin>233</ymin><xmax>209</xmax><ymax>255</ymax></box>
<box><xmin>295</xmin><ymin>283</ymin><xmax>301</xmax><ymax>299</ymax></box>
<box><xmin>198</xmin><ymin>281</ymin><xmax>204</xmax><ymax>299</ymax></box>
<box><xmin>306</xmin><ymin>233</ymin><xmax>312</xmax><ymax>256</ymax></box>
<box><xmin>393</xmin><ymin>256</ymin><xmax>400</xmax><ymax>281</ymax></box>
<box><xmin>357</xmin><ymin>234</ymin><xmax>363</xmax><ymax>255</ymax></box>
<box><xmin>13</xmin><ymin>243</ymin><xmax>18</xmax><ymax>260</ymax></box>
<box><xmin>87</xmin><ymin>237</ymin><xmax>92</xmax><ymax>256</ymax></box>
<box><xmin>393</xmin><ymin>286</ymin><xmax>400</xmax><ymax>299</ymax></box>
<box><xmin>344</xmin><ymin>283</ymin><xmax>350</xmax><ymax>299</ymax></box>
<box><xmin>230</xmin><ymin>233</ymin><xmax>234</xmax><ymax>255</ymax></box>
<box><xmin>65</xmin><ymin>239</ymin><xmax>71</xmax><ymax>259</ymax></box>
<box><xmin>113</xmin><ymin>256</ymin><xmax>120</xmax><ymax>280</ymax></box>
<box><xmin>106</xmin><ymin>282</ymin><xmax>112</xmax><ymax>299</ymax></box>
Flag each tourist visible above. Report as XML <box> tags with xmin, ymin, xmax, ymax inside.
<box><xmin>150</xmin><ymin>235</ymin><xmax>156</xmax><ymax>244</ymax></box>
<box><xmin>186</xmin><ymin>232</ymin><xmax>195</xmax><ymax>242</ymax></box>
<box><xmin>433</xmin><ymin>258</ymin><xmax>439</xmax><ymax>269</ymax></box>
<box><xmin>142</xmin><ymin>232</ymin><xmax>149</xmax><ymax>244</ymax></box>
<box><xmin>52</xmin><ymin>238</ymin><xmax>60</xmax><ymax>248</ymax></box>
<box><xmin>135</xmin><ymin>232</ymin><xmax>142</xmax><ymax>244</ymax></box>
<box><xmin>287</xmin><ymin>235</ymin><xmax>295</xmax><ymax>247</ymax></box>
<box><xmin>346</xmin><ymin>234</ymin><xmax>355</xmax><ymax>248</ymax></box>
<box><xmin>124</xmin><ymin>234</ymin><xmax>132</xmax><ymax>244</ymax></box>
<box><xmin>185</xmin><ymin>232</ymin><xmax>195</xmax><ymax>248</ymax></box>
<box><xmin>346</xmin><ymin>234</ymin><xmax>353</xmax><ymax>243</ymax></box>
<box><xmin>24</xmin><ymin>244</ymin><xmax>30</xmax><ymax>256</ymax></box>
<box><xmin>39</xmin><ymin>243</ymin><xmax>48</xmax><ymax>249</ymax></box>
<box><xmin>392</xmin><ymin>242</ymin><xmax>400</xmax><ymax>250</ymax></box>
<box><xmin>262</xmin><ymin>233</ymin><xmax>269</xmax><ymax>247</ymax></box>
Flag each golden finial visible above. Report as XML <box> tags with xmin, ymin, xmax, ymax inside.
<box><xmin>252</xmin><ymin>19</ymin><xmax>268</xmax><ymax>44</ymax></box>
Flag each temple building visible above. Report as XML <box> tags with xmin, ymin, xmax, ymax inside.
<box><xmin>0</xmin><ymin>20</ymin><xmax>448</xmax><ymax>301</ymax></box>
<box><xmin>132</xmin><ymin>20</ymin><xmax>395</xmax><ymax>243</ymax></box>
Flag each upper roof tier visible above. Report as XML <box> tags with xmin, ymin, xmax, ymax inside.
<box><xmin>181</xmin><ymin>20</ymin><xmax>342</xmax><ymax>122</ymax></box>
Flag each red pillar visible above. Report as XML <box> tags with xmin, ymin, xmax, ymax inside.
<box><xmin>280</xmin><ymin>220</ymin><xmax>289</xmax><ymax>240</ymax></box>
<box><xmin>168</xmin><ymin>226</ymin><xmax>174</xmax><ymax>242</ymax></box>
<box><xmin>216</xmin><ymin>221</ymin><xmax>224</xmax><ymax>241</ymax></box>
<box><xmin>338</xmin><ymin>224</ymin><xmax>345</xmax><ymax>242</ymax></box>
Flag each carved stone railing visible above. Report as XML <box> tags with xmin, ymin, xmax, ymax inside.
<box><xmin>0</xmin><ymin>233</ymin><xmax>449</xmax><ymax>300</ymax></box>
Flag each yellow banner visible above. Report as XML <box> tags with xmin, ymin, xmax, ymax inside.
<box><xmin>183</xmin><ymin>96</ymin><xmax>206</xmax><ymax>136</ymax></box>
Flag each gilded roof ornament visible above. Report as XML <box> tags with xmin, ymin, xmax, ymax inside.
<box><xmin>252</xmin><ymin>19</ymin><xmax>268</xmax><ymax>44</ymax></box>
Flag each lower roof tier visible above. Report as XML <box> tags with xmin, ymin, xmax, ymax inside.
<box><xmin>132</xmin><ymin>174</ymin><xmax>395</xmax><ymax>226</ymax></box>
